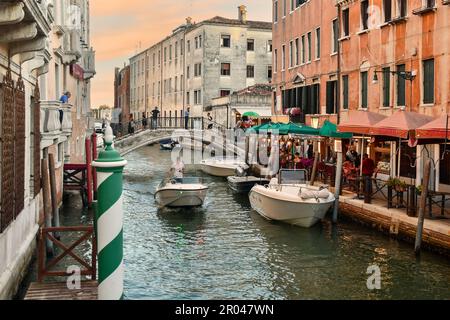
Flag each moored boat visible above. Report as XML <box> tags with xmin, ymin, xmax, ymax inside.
<box><xmin>200</xmin><ymin>158</ymin><xmax>249</xmax><ymax>177</ymax></box>
<box><xmin>154</xmin><ymin>177</ymin><xmax>208</xmax><ymax>208</ymax></box>
<box><xmin>249</xmin><ymin>170</ymin><xmax>335</xmax><ymax>228</ymax></box>
<box><xmin>227</xmin><ymin>176</ymin><xmax>271</xmax><ymax>193</ymax></box>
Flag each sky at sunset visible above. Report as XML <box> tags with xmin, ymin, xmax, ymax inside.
<box><xmin>90</xmin><ymin>0</ymin><xmax>272</xmax><ymax>108</ymax></box>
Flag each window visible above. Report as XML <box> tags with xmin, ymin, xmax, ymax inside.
<box><xmin>169</xmin><ymin>78</ymin><xmax>172</xmax><ymax>93</ymax></box>
<box><xmin>315</xmin><ymin>28</ymin><xmax>321</xmax><ymax>59</ymax></box>
<box><xmin>187</xmin><ymin>91</ymin><xmax>190</xmax><ymax>105</ymax></box>
<box><xmin>283</xmin><ymin>0</ymin><xmax>287</xmax><ymax>17</ymax></box>
<box><xmin>199</xmin><ymin>35</ymin><xmax>202</xmax><ymax>48</ymax></box>
<box><xmin>247</xmin><ymin>65</ymin><xmax>255</xmax><ymax>78</ymax></box>
<box><xmin>274</xmin><ymin>1</ymin><xmax>278</xmax><ymax>23</ymax></box>
<box><xmin>397</xmin><ymin>64</ymin><xmax>406</xmax><ymax>106</ymax></box>
<box><xmin>361</xmin><ymin>71</ymin><xmax>368</xmax><ymax>108</ymax></box>
<box><xmin>194</xmin><ymin>63</ymin><xmax>202</xmax><ymax>77</ymax></box>
<box><xmin>195</xmin><ymin>37</ymin><xmax>199</xmax><ymax>49</ymax></box>
<box><xmin>361</xmin><ymin>0</ymin><xmax>369</xmax><ymax>30</ymax></box>
<box><xmin>175</xmin><ymin>42</ymin><xmax>178</xmax><ymax>58</ymax></box>
<box><xmin>307</xmin><ymin>32</ymin><xmax>312</xmax><ymax>62</ymax></box>
<box><xmin>342</xmin><ymin>9</ymin><xmax>350</xmax><ymax>37</ymax></box>
<box><xmin>187</xmin><ymin>66</ymin><xmax>190</xmax><ymax>79</ymax></box>
<box><xmin>282</xmin><ymin>45</ymin><xmax>286</xmax><ymax>70</ymax></box>
<box><xmin>291</xmin><ymin>0</ymin><xmax>295</xmax><ymax>11</ymax></box>
<box><xmin>423</xmin><ymin>59</ymin><xmax>434</xmax><ymax>104</ymax></box>
<box><xmin>247</xmin><ymin>39</ymin><xmax>255</xmax><ymax>51</ymax></box>
<box><xmin>221</xmin><ymin>35</ymin><xmax>231</xmax><ymax>48</ymax></box>
<box><xmin>384</xmin><ymin>0</ymin><xmax>392</xmax><ymax>22</ymax></box>
<box><xmin>289</xmin><ymin>41</ymin><xmax>294</xmax><ymax>68</ymax></box>
<box><xmin>220</xmin><ymin>90</ymin><xmax>231</xmax><ymax>97</ymax></box>
<box><xmin>169</xmin><ymin>45</ymin><xmax>172</xmax><ymax>61</ymax></box>
<box><xmin>332</xmin><ymin>19</ymin><xmax>339</xmax><ymax>53</ymax></box>
<box><xmin>382</xmin><ymin>67</ymin><xmax>391</xmax><ymax>107</ymax></box>
<box><xmin>164</xmin><ymin>47</ymin><xmax>167</xmax><ymax>62</ymax></box>
<box><xmin>397</xmin><ymin>0</ymin><xmax>407</xmax><ymax>18</ymax></box>
<box><xmin>194</xmin><ymin>90</ymin><xmax>202</xmax><ymax>105</ymax></box>
<box><xmin>326</xmin><ymin>81</ymin><xmax>337</xmax><ymax>114</ymax></box>
<box><xmin>187</xmin><ymin>40</ymin><xmax>191</xmax><ymax>52</ymax></box>
<box><xmin>180</xmin><ymin>41</ymin><xmax>184</xmax><ymax>55</ymax></box>
<box><xmin>301</xmin><ymin>36</ymin><xmax>305</xmax><ymax>64</ymax></box>
<box><xmin>295</xmin><ymin>38</ymin><xmax>299</xmax><ymax>65</ymax></box>
<box><xmin>342</xmin><ymin>75</ymin><xmax>349</xmax><ymax>109</ymax></box>
<box><xmin>267</xmin><ymin>40</ymin><xmax>273</xmax><ymax>52</ymax></box>
<box><xmin>274</xmin><ymin>49</ymin><xmax>278</xmax><ymax>72</ymax></box>
<box><xmin>221</xmin><ymin>63</ymin><xmax>231</xmax><ymax>76</ymax></box>
<box><xmin>175</xmin><ymin>76</ymin><xmax>178</xmax><ymax>92</ymax></box>
<box><xmin>268</xmin><ymin>66</ymin><xmax>273</xmax><ymax>80</ymax></box>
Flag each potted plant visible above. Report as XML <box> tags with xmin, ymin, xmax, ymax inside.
<box><xmin>387</xmin><ymin>178</ymin><xmax>407</xmax><ymax>192</ymax></box>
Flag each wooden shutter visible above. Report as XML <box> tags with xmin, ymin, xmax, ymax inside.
<box><xmin>382</xmin><ymin>67</ymin><xmax>391</xmax><ymax>107</ymax></box>
<box><xmin>361</xmin><ymin>72</ymin><xmax>368</xmax><ymax>108</ymax></box>
<box><xmin>423</xmin><ymin>59</ymin><xmax>434</xmax><ymax>104</ymax></box>
<box><xmin>343</xmin><ymin>75</ymin><xmax>349</xmax><ymax>109</ymax></box>
<box><xmin>14</xmin><ymin>76</ymin><xmax>25</xmax><ymax>217</ymax></box>
<box><xmin>33</xmin><ymin>83</ymin><xmax>41</xmax><ymax>197</ymax></box>
<box><xmin>397</xmin><ymin>64</ymin><xmax>406</xmax><ymax>106</ymax></box>
<box><xmin>1</xmin><ymin>71</ymin><xmax>15</xmax><ymax>232</ymax></box>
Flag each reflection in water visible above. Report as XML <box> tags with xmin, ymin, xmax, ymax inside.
<box><xmin>120</xmin><ymin>145</ymin><xmax>450</xmax><ymax>300</ymax></box>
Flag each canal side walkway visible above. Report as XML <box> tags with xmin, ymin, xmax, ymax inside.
<box><xmin>338</xmin><ymin>193</ymin><xmax>450</xmax><ymax>256</ymax></box>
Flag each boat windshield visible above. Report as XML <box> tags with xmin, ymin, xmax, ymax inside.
<box><xmin>278</xmin><ymin>169</ymin><xmax>307</xmax><ymax>185</ymax></box>
<box><xmin>160</xmin><ymin>177</ymin><xmax>203</xmax><ymax>187</ymax></box>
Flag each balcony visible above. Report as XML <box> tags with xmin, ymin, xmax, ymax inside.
<box><xmin>40</xmin><ymin>101</ymin><xmax>72</xmax><ymax>148</ymax></box>
<box><xmin>83</xmin><ymin>48</ymin><xmax>96</xmax><ymax>80</ymax></box>
<box><xmin>61</xmin><ymin>29</ymin><xmax>82</xmax><ymax>64</ymax></box>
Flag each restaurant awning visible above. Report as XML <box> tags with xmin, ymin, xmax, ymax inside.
<box><xmin>233</xmin><ymin>107</ymin><xmax>272</xmax><ymax>119</ymax></box>
<box><xmin>370</xmin><ymin>111</ymin><xmax>434</xmax><ymax>139</ymax></box>
<box><xmin>320</xmin><ymin>120</ymin><xmax>353</xmax><ymax>139</ymax></box>
<box><xmin>248</xmin><ymin>122</ymin><xmax>319</xmax><ymax>136</ymax></box>
<box><xmin>338</xmin><ymin>110</ymin><xmax>387</xmax><ymax>135</ymax></box>
<box><xmin>416</xmin><ymin>114</ymin><xmax>450</xmax><ymax>140</ymax></box>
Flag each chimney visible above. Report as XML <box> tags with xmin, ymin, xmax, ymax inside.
<box><xmin>238</xmin><ymin>5</ymin><xmax>247</xmax><ymax>23</ymax></box>
<box><xmin>186</xmin><ymin>17</ymin><xmax>192</xmax><ymax>25</ymax></box>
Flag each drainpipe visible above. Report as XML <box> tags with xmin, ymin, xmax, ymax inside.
<box><xmin>336</xmin><ymin>4</ymin><xmax>342</xmax><ymax>125</ymax></box>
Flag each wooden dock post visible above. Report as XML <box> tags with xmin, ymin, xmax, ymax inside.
<box><xmin>92</xmin><ymin>133</ymin><xmax>98</xmax><ymax>200</ymax></box>
<box><xmin>310</xmin><ymin>142</ymin><xmax>319</xmax><ymax>186</ymax></box>
<box><xmin>48</xmin><ymin>154</ymin><xmax>60</xmax><ymax>239</ymax></box>
<box><xmin>85</xmin><ymin>138</ymin><xmax>93</xmax><ymax>207</ymax></box>
<box><xmin>41</xmin><ymin>157</ymin><xmax>54</xmax><ymax>256</ymax></box>
<box><xmin>415</xmin><ymin>159</ymin><xmax>432</xmax><ymax>255</ymax></box>
<box><xmin>333</xmin><ymin>141</ymin><xmax>343</xmax><ymax>224</ymax></box>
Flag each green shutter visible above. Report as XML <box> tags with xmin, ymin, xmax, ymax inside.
<box><xmin>383</xmin><ymin>67</ymin><xmax>390</xmax><ymax>107</ymax></box>
<box><xmin>343</xmin><ymin>75</ymin><xmax>349</xmax><ymax>109</ymax></box>
<box><xmin>423</xmin><ymin>59</ymin><xmax>434</xmax><ymax>104</ymax></box>
<box><xmin>361</xmin><ymin>72</ymin><xmax>368</xmax><ymax>108</ymax></box>
<box><xmin>397</xmin><ymin>64</ymin><xmax>406</xmax><ymax>106</ymax></box>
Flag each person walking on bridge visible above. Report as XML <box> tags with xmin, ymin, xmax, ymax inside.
<box><xmin>151</xmin><ymin>107</ymin><xmax>160</xmax><ymax>130</ymax></box>
<box><xmin>184</xmin><ymin>107</ymin><xmax>190</xmax><ymax>129</ymax></box>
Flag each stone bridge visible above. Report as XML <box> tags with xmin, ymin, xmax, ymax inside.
<box><xmin>114</xmin><ymin>129</ymin><xmax>246</xmax><ymax>158</ymax></box>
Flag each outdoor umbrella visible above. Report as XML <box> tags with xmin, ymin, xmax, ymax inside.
<box><xmin>416</xmin><ymin>114</ymin><xmax>450</xmax><ymax>140</ymax></box>
<box><xmin>243</xmin><ymin>111</ymin><xmax>260</xmax><ymax>118</ymax></box>
<box><xmin>320</xmin><ymin>120</ymin><xmax>353</xmax><ymax>139</ymax></box>
<box><xmin>370</xmin><ymin>110</ymin><xmax>434</xmax><ymax>139</ymax></box>
<box><xmin>338</xmin><ymin>110</ymin><xmax>387</xmax><ymax>135</ymax></box>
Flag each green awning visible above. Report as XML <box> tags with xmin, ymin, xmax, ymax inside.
<box><xmin>319</xmin><ymin>120</ymin><xmax>353</xmax><ymax>139</ymax></box>
<box><xmin>247</xmin><ymin>122</ymin><xmax>320</xmax><ymax>136</ymax></box>
<box><xmin>242</xmin><ymin>111</ymin><xmax>260</xmax><ymax>118</ymax></box>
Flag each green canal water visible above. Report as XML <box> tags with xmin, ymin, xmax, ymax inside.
<box><xmin>20</xmin><ymin>144</ymin><xmax>450</xmax><ymax>300</ymax></box>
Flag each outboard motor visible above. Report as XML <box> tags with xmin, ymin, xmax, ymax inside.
<box><xmin>235</xmin><ymin>165</ymin><xmax>248</xmax><ymax>177</ymax></box>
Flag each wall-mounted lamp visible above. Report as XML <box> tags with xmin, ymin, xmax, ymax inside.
<box><xmin>372</xmin><ymin>69</ymin><xmax>417</xmax><ymax>84</ymax></box>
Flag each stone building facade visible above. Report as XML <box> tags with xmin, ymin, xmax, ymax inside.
<box><xmin>114</xmin><ymin>64</ymin><xmax>130</xmax><ymax>134</ymax></box>
<box><xmin>0</xmin><ymin>0</ymin><xmax>95</xmax><ymax>299</ymax></box>
<box><xmin>129</xmin><ymin>6</ymin><xmax>272</xmax><ymax>124</ymax></box>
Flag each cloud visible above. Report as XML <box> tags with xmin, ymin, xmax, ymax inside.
<box><xmin>90</xmin><ymin>0</ymin><xmax>271</xmax><ymax>107</ymax></box>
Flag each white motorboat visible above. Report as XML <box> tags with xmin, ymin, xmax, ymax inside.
<box><xmin>249</xmin><ymin>170</ymin><xmax>335</xmax><ymax>228</ymax></box>
<box><xmin>200</xmin><ymin>158</ymin><xmax>249</xmax><ymax>177</ymax></box>
<box><xmin>154</xmin><ymin>177</ymin><xmax>208</xmax><ymax>208</ymax></box>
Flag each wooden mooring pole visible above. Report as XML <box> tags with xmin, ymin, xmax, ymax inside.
<box><xmin>333</xmin><ymin>141</ymin><xmax>343</xmax><ymax>224</ymax></box>
<box><xmin>415</xmin><ymin>159</ymin><xmax>432</xmax><ymax>255</ymax></box>
<box><xmin>310</xmin><ymin>142</ymin><xmax>320</xmax><ymax>186</ymax></box>
<box><xmin>41</xmin><ymin>157</ymin><xmax>54</xmax><ymax>256</ymax></box>
<box><xmin>48</xmin><ymin>154</ymin><xmax>60</xmax><ymax>239</ymax></box>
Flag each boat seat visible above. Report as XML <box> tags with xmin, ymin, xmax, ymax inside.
<box><xmin>299</xmin><ymin>189</ymin><xmax>330</xmax><ymax>200</ymax></box>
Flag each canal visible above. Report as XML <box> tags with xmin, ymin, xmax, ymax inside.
<box><xmin>19</xmin><ymin>144</ymin><xmax>450</xmax><ymax>300</ymax></box>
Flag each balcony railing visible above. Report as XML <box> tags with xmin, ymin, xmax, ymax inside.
<box><xmin>40</xmin><ymin>101</ymin><xmax>72</xmax><ymax>136</ymax></box>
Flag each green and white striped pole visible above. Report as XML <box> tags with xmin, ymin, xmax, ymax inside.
<box><xmin>92</xmin><ymin>125</ymin><xmax>127</xmax><ymax>300</ymax></box>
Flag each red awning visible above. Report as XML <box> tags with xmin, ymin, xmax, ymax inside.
<box><xmin>370</xmin><ymin>111</ymin><xmax>434</xmax><ymax>139</ymax></box>
<box><xmin>338</xmin><ymin>110</ymin><xmax>387</xmax><ymax>135</ymax></box>
<box><xmin>416</xmin><ymin>114</ymin><xmax>450</xmax><ymax>140</ymax></box>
